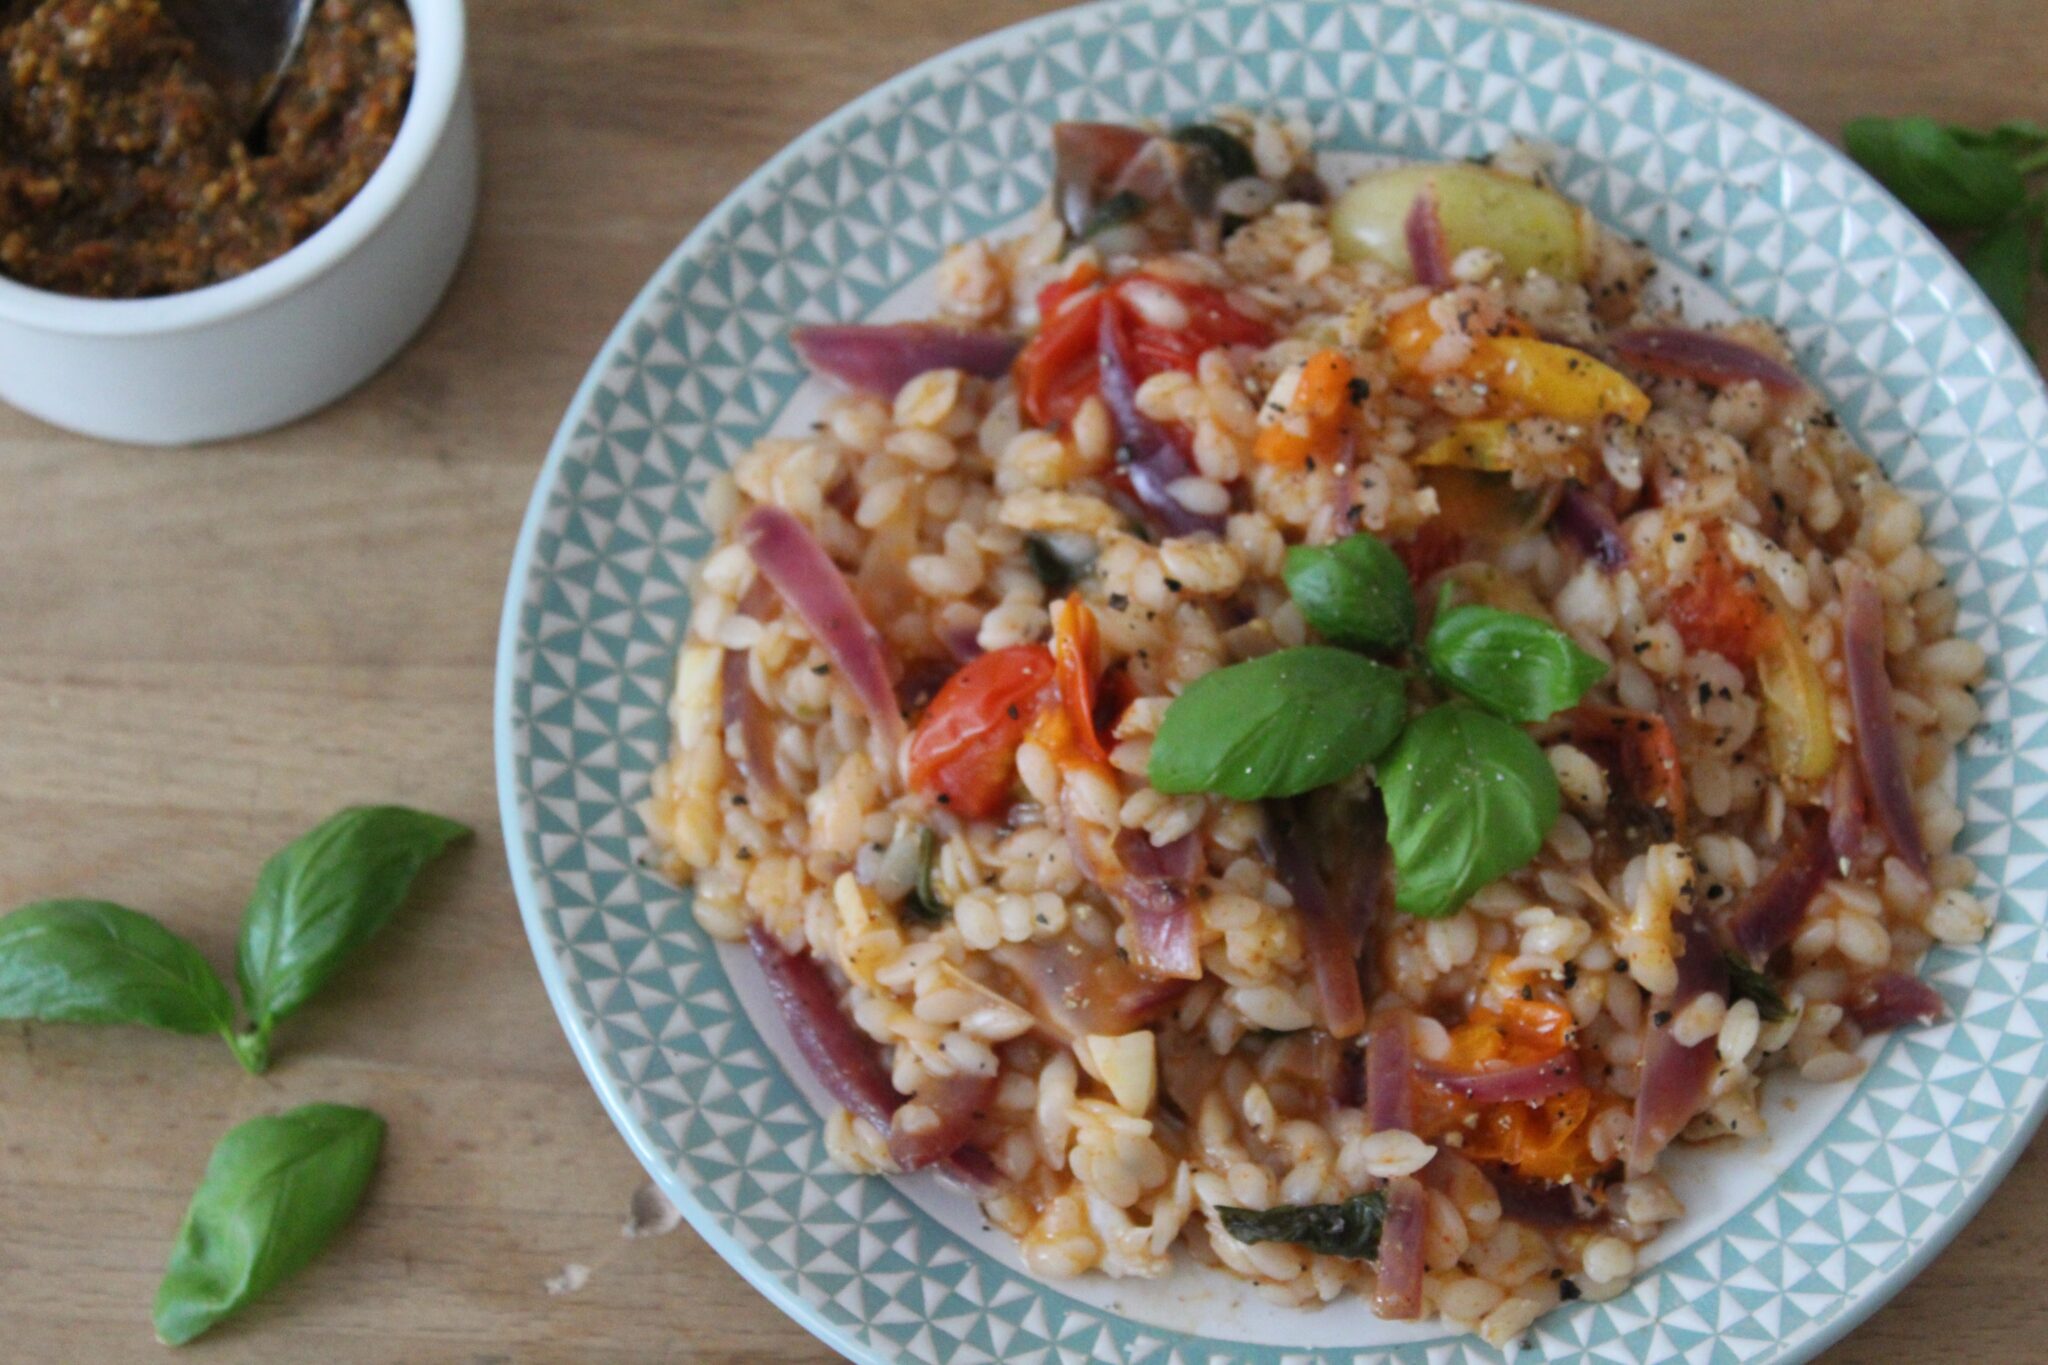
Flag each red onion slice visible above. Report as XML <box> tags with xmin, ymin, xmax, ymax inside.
<box><xmin>1627</xmin><ymin>908</ymin><xmax>1731</xmax><ymax>1175</ymax></box>
<box><xmin>891</xmin><ymin>1070</ymin><xmax>999</xmax><ymax>1172</ymax></box>
<box><xmin>1113</xmin><ymin>829</ymin><xmax>1204</xmax><ymax>980</ymax></box>
<box><xmin>1728</xmin><ymin>814</ymin><xmax>1835</xmax><ymax>963</ymax></box>
<box><xmin>1269</xmin><ymin>807</ymin><xmax>1368</xmax><ymax>1040</ymax></box>
<box><xmin>1848</xmin><ymin>971</ymin><xmax>1945</xmax><ymax>1032</ymax></box>
<box><xmin>749</xmin><ymin>925</ymin><xmax>991</xmax><ymax>1182</ymax></box>
<box><xmin>1422</xmin><ymin>1049</ymin><xmax>1583</xmax><ymax>1104</ymax></box>
<box><xmin>1842</xmin><ymin>566</ymin><xmax>1931</xmax><ymax>883</ymax></box>
<box><xmin>1372</xmin><ymin>1176</ymin><xmax>1428</xmax><ymax>1320</ymax></box>
<box><xmin>793</xmin><ymin>323</ymin><xmax>1021</xmax><ymax>395</ymax></box>
<box><xmin>721</xmin><ymin>581</ymin><xmax>782</xmax><ymax>796</ymax></box>
<box><xmin>1828</xmin><ymin>758</ymin><xmax>1866</xmax><ymax>867</ymax></box>
<box><xmin>1552</xmin><ymin>483</ymin><xmax>1629</xmax><ymax>571</ymax></box>
<box><xmin>1404</xmin><ymin>185</ymin><xmax>1452</xmax><ymax>289</ymax></box>
<box><xmin>1097</xmin><ymin>304</ymin><xmax>1225</xmax><ymax>538</ymax></box>
<box><xmin>1609</xmin><ymin>326</ymin><xmax>1807</xmax><ymax>394</ymax></box>
<box><xmin>993</xmin><ymin>941</ymin><xmax>1189</xmax><ymax>1043</ymax></box>
<box><xmin>1366</xmin><ymin>1009</ymin><xmax>1414</xmax><ymax>1134</ymax></box>
<box><xmin>739</xmin><ymin>506</ymin><xmax>905</xmax><ymax>753</ymax></box>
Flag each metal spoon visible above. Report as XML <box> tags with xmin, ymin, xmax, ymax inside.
<box><xmin>160</xmin><ymin>0</ymin><xmax>319</xmax><ymax>134</ymax></box>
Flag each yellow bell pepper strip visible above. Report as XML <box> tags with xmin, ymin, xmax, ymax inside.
<box><xmin>1385</xmin><ymin>299</ymin><xmax>1649</xmax><ymax>426</ymax></box>
<box><xmin>1414</xmin><ymin>419</ymin><xmax>1512</xmax><ymax>471</ymax></box>
<box><xmin>1254</xmin><ymin>348</ymin><xmax>1355</xmax><ymax>469</ymax></box>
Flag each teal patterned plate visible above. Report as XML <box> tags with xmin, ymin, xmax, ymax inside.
<box><xmin>494</xmin><ymin>2</ymin><xmax>2048</xmax><ymax>1360</ymax></box>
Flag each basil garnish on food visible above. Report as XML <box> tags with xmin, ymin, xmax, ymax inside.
<box><xmin>1723</xmin><ymin>951</ymin><xmax>1791</xmax><ymax>1023</ymax></box>
<box><xmin>236</xmin><ymin>806</ymin><xmax>470</xmax><ymax>1071</ymax></box>
<box><xmin>0</xmin><ymin>899</ymin><xmax>237</xmax><ymax>1040</ymax></box>
<box><xmin>1217</xmin><ymin>1190</ymin><xmax>1387</xmax><ymax>1260</ymax></box>
<box><xmin>153</xmin><ymin>1104</ymin><xmax>385</xmax><ymax>1346</ymax></box>
<box><xmin>1425</xmin><ymin>600</ymin><xmax>1607</xmax><ymax>723</ymax></box>
<box><xmin>1148</xmin><ymin>647</ymin><xmax>1407</xmax><ymax>800</ymax></box>
<box><xmin>1283</xmin><ymin>532</ymin><xmax>1416</xmax><ymax>654</ymax></box>
<box><xmin>1380</xmin><ymin>702</ymin><xmax>1560</xmax><ymax>918</ymax></box>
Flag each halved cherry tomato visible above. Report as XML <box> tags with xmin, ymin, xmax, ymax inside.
<box><xmin>1393</xmin><ymin>516</ymin><xmax>1465</xmax><ymax>589</ymax></box>
<box><xmin>1014</xmin><ymin>271</ymin><xmax>1271</xmax><ymax>428</ymax></box>
<box><xmin>1051</xmin><ymin>592</ymin><xmax>1108</xmax><ymax>765</ymax></box>
<box><xmin>1016</xmin><ymin>266</ymin><xmax>1107</xmax><ymax>428</ymax></box>
<box><xmin>1663</xmin><ymin>540</ymin><xmax>1775</xmax><ymax>669</ymax></box>
<box><xmin>1412</xmin><ymin>995</ymin><xmax>1608</xmax><ymax>1182</ymax></box>
<box><xmin>907</xmin><ymin>645</ymin><xmax>1056</xmax><ymax>819</ymax></box>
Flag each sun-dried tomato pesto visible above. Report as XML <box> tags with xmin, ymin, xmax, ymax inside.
<box><xmin>0</xmin><ymin>0</ymin><xmax>414</xmax><ymax>298</ymax></box>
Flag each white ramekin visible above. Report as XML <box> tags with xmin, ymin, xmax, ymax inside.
<box><xmin>0</xmin><ymin>0</ymin><xmax>478</xmax><ymax>445</ymax></box>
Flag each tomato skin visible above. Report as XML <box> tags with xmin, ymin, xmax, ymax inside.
<box><xmin>907</xmin><ymin>646</ymin><xmax>1056</xmax><ymax>819</ymax></box>
<box><xmin>1014</xmin><ymin>271</ymin><xmax>1272</xmax><ymax>429</ymax></box>
<box><xmin>1051</xmin><ymin>593</ymin><xmax>1108</xmax><ymax>765</ymax></box>
<box><xmin>1664</xmin><ymin>544</ymin><xmax>1775</xmax><ymax>669</ymax></box>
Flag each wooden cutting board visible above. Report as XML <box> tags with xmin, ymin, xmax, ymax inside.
<box><xmin>1</xmin><ymin>1</ymin><xmax>2040</xmax><ymax>1359</ymax></box>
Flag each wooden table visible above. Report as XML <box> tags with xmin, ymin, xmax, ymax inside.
<box><xmin>2</xmin><ymin>1</ymin><xmax>2041</xmax><ymax>1359</ymax></box>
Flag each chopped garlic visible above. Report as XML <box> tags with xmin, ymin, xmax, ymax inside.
<box><xmin>1083</xmin><ymin>1032</ymin><xmax>1157</xmax><ymax>1115</ymax></box>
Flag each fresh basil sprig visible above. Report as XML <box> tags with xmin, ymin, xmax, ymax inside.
<box><xmin>1845</xmin><ymin>114</ymin><xmax>2048</xmax><ymax>334</ymax></box>
<box><xmin>1425</xmin><ymin>599</ymin><xmax>1608</xmax><ymax>723</ymax></box>
<box><xmin>0</xmin><ymin>805</ymin><xmax>467</xmax><ymax>1073</ymax></box>
<box><xmin>1379</xmin><ymin>703</ymin><xmax>1560</xmax><ymax>918</ymax></box>
<box><xmin>1217</xmin><ymin>1190</ymin><xmax>1387</xmax><ymax>1260</ymax></box>
<box><xmin>153</xmin><ymin>1104</ymin><xmax>385</xmax><ymax>1346</ymax></box>
<box><xmin>236</xmin><ymin>806</ymin><xmax>470</xmax><ymax>1071</ymax></box>
<box><xmin>1148</xmin><ymin>647</ymin><xmax>1407</xmax><ymax>800</ymax></box>
<box><xmin>0</xmin><ymin>900</ymin><xmax>237</xmax><ymax>1040</ymax></box>
<box><xmin>1283</xmin><ymin>532</ymin><xmax>1417</xmax><ymax>654</ymax></box>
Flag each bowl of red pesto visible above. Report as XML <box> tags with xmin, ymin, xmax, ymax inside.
<box><xmin>0</xmin><ymin>0</ymin><xmax>476</xmax><ymax>444</ymax></box>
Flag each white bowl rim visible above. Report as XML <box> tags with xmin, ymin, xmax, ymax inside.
<box><xmin>0</xmin><ymin>0</ymin><xmax>466</xmax><ymax>337</ymax></box>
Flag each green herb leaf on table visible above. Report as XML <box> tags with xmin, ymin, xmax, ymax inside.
<box><xmin>1148</xmin><ymin>647</ymin><xmax>1407</xmax><ymax>801</ymax></box>
<box><xmin>1964</xmin><ymin>211</ymin><xmax>2034</xmax><ymax>333</ymax></box>
<box><xmin>1283</xmin><ymin>532</ymin><xmax>1417</xmax><ymax>654</ymax></box>
<box><xmin>1218</xmin><ymin>1191</ymin><xmax>1388</xmax><ymax>1260</ymax></box>
<box><xmin>235</xmin><ymin>805</ymin><xmax>470</xmax><ymax>1071</ymax></box>
<box><xmin>1380</xmin><ymin>702</ymin><xmax>1560</xmax><ymax>919</ymax></box>
<box><xmin>1947</xmin><ymin>120</ymin><xmax>2048</xmax><ymax>165</ymax></box>
<box><xmin>1844</xmin><ymin>116</ymin><xmax>2027</xmax><ymax>229</ymax></box>
<box><xmin>1425</xmin><ymin>602</ymin><xmax>1608</xmax><ymax>723</ymax></box>
<box><xmin>0</xmin><ymin>899</ymin><xmax>236</xmax><ymax>1039</ymax></box>
<box><xmin>152</xmin><ymin>1103</ymin><xmax>385</xmax><ymax>1346</ymax></box>
<box><xmin>1724</xmin><ymin>952</ymin><xmax>1791</xmax><ymax>1023</ymax></box>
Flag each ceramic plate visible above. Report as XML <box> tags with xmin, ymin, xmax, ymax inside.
<box><xmin>495</xmin><ymin>2</ymin><xmax>2048</xmax><ymax>1359</ymax></box>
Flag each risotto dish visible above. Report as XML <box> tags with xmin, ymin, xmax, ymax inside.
<box><xmin>647</xmin><ymin>111</ymin><xmax>1989</xmax><ymax>1344</ymax></box>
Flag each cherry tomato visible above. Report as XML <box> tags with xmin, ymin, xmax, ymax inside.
<box><xmin>1013</xmin><ymin>271</ymin><xmax>1272</xmax><ymax>429</ymax></box>
<box><xmin>1664</xmin><ymin>542</ymin><xmax>1775</xmax><ymax>669</ymax></box>
<box><xmin>907</xmin><ymin>646</ymin><xmax>1056</xmax><ymax>819</ymax></box>
<box><xmin>1572</xmin><ymin>704</ymin><xmax>1688</xmax><ymax>839</ymax></box>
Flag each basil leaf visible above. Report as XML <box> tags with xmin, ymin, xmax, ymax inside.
<box><xmin>1283</xmin><ymin>533</ymin><xmax>1416</xmax><ymax>654</ymax></box>
<box><xmin>1425</xmin><ymin>603</ymin><xmax>1608</xmax><ymax>722</ymax></box>
<box><xmin>1082</xmin><ymin>190</ymin><xmax>1147</xmax><ymax>239</ymax></box>
<box><xmin>1024</xmin><ymin>533</ymin><xmax>1095</xmax><ymax>592</ymax></box>
<box><xmin>1964</xmin><ymin>212</ymin><xmax>2033</xmax><ymax>333</ymax></box>
<box><xmin>1148</xmin><ymin>647</ymin><xmax>1407</xmax><ymax>800</ymax></box>
<box><xmin>1844</xmin><ymin>116</ymin><xmax>2026</xmax><ymax>228</ymax></box>
<box><xmin>153</xmin><ymin>1103</ymin><xmax>385</xmax><ymax>1346</ymax></box>
<box><xmin>1723</xmin><ymin>952</ymin><xmax>1790</xmax><ymax>1023</ymax></box>
<box><xmin>0</xmin><ymin>899</ymin><xmax>236</xmax><ymax>1039</ymax></box>
<box><xmin>1381</xmin><ymin>703</ymin><xmax>1559</xmax><ymax>918</ymax></box>
<box><xmin>1218</xmin><ymin>1191</ymin><xmax>1387</xmax><ymax>1260</ymax></box>
<box><xmin>236</xmin><ymin>806</ymin><xmax>469</xmax><ymax>1068</ymax></box>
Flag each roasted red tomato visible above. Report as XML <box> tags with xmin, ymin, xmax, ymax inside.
<box><xmin>907</xmin><ymin>645</ymin><xmax>1056</xmax><ymax>819</ymax></box>
<box><xmin>1664</xmin><ymin>540</ymin><xmax>1775</xmax><ymax>669</ymax></box>
<box><xmin>1014</xmin><ymin>271</ymin><xmax>1271</xmax><ymax>428</ymax></box>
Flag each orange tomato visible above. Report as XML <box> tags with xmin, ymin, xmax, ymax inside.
<box><xmin>1051</xmin><ymin>592</ymin><xmax>1107</xmax><ymax>765</ymax></box>
<box><xmin>1571</xmin><ymin>704</ymin><xmax>1688</xmax><ymax>839</ymax></box>
<box><xmin>906</xmin><ymin>646</ymin><xmax>1056</xmax><ymax>819</ymax></box>
<box><xmin>1253</xmin><ymin>348</ymin><xmax>1355</xmax><ymax>469</ymax></box>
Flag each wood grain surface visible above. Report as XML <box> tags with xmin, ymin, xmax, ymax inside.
<box><xmin>2</xmin><ymin>1</ymin><xmax>2042</xmax><ymax>1360</ymax></box>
